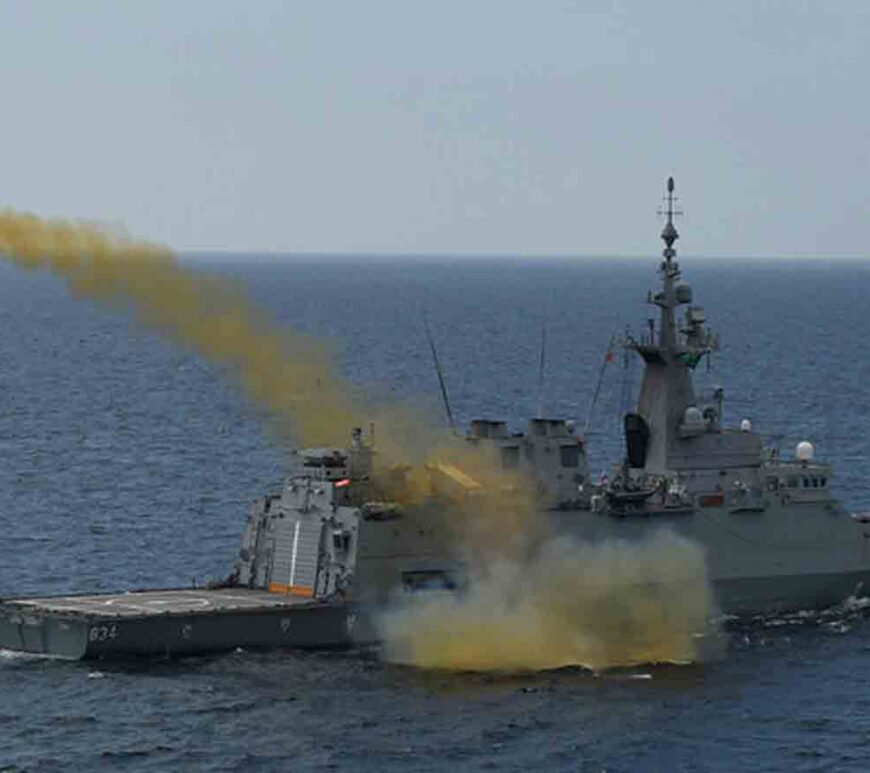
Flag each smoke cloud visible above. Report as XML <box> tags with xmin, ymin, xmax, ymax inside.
<box><xmin>379</xmin><ymin>531</ymin><xmax>714</xmax><ymax>672</ymax></box>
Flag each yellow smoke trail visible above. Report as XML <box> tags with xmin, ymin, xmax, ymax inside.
<box><xmin>0</xmin><ymin>209</ymin><xmax>526</xmax><ymax>499</ymax></box>
<box><xmin>0</xmin><ymin>208</ymin><xmax>525</xmax><ymax>483</ymax></box>
<box><xmin>0</xmin><ymin>210</ymin><xmax>363</xmax><ymax>447</ymax></box>
<box><xmin>378</xmin><ymin>531</ymin><xmax>714</xmax><ymax>672</ymax></box>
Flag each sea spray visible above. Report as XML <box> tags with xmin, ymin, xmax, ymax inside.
<box><xmin>378</xmin><ymin>531</ymin><xmax>715</xmax><ymax>672</ymax></box>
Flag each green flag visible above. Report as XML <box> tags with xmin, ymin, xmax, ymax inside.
<box><xmin>678</xmin><ymin>351</ymin><xmax>703</xmax><ymax>369</ymax></box>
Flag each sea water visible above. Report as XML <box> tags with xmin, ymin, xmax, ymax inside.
<box><xmin>1</xmin><ymin>256</ymin><xmax>869</xmax><ymax>772</ymax></box>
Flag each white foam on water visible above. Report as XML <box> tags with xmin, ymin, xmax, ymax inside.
<box><xmin>0</xmin><ymin>648</ymin><xmax>68</xmax><ymax>664</ymax></box>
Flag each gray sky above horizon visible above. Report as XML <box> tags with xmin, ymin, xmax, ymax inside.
<box><xmin>3</xmin><ymin>1</ymin><xmax>868</xmax><ymax>257</ymax></box>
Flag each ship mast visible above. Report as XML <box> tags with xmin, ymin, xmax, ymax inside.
<box><xmin>656</xmin><ymin>176</ymin><xmax>682</xmax><ymax>352</ymax></box>
<box><xmin>624</xmin><ymin>177</ymin><xmax>716</xmax><ymax>473</ymax></box>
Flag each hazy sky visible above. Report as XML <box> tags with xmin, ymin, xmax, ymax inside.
<box><xmin>3</xmin><ymin>1</ymin><xmax>868</xmax><ymax>257</ymax></box>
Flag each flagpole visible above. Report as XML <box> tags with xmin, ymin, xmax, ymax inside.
<box><xmin>583</xmin><ymin>333</ymin><xmax>617</xmax><ymax>438</ymax></box>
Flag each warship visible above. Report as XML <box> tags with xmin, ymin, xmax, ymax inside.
<box><xmin>2</xmin><ymin>177</ymin><xmax>869</xmax><ymax>659</ymax></box>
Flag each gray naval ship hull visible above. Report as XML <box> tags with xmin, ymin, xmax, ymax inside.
<box><xmin>4</xmin><ymin>495</ymin><xmax>867</xmax><ymax>660</ymax></box>
<box><xmin>2</xmin><ymin>512</ymin><xmax>867</xmax><ymax>660</ymax></box>
<box><xmin>0</xmin><ymin>588</ymin><xmax>356</xmax><ymax>659</ymax></box>
<box><xmin>551</xmin><ymin>502</ymin><xmax>870</xmax><ymax>618</ymax></box>
<box><xmin>2</xmin><ymin>487</ymin><xmax>869</xmax><ymax>659</ymax></box>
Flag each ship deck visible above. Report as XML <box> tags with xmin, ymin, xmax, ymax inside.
<box><xmin>1</xmin><ymin>587</ymin><xmax>315</xmax><ymax>620</ymax></box>
<box><xmin>0</xmin><ymin>587</ymin><xmax>353</xmax><ymax>658</ymax></box>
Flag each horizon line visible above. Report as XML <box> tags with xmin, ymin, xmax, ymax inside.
<box><xmin>175</xmin><ymin>249</ymin><xmax>870</xmax><ymax>262</ymax></box>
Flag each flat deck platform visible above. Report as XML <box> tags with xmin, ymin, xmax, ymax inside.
<box><xmin>0</xmin><ymin>587</ymin><xmax>355</xmax><ymax>659</ymax></box>
<box><xmin>3</xmin><ymin>587</ymin><xmax>313</xmax><ymax>619</ymax></box>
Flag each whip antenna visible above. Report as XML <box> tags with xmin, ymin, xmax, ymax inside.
<box><xmin>536</xmin><ymin>312</ymin><xmax>548</xmax><ymax>419</ymax></box>
<box><xmin>423</xmin><ymin>313</ymin><xmax>455</xmax><ymax>430</ymax></box>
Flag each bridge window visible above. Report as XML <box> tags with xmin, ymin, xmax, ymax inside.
<box><xmin>560</xmin><ymin>445</ymin><xmax>580</xmax><ymax>468</ymax></box>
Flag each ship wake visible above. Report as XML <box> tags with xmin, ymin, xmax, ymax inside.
<box><xmin>731</xmin><ymin>593</ymin><xmax>870</xmax><ymax>637</ymax></box>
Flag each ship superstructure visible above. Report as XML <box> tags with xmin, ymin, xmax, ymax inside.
<box><xmin>464</xmin><ymin>417</ymin><xmax>589</xmax><ymax>509</ymax></box>
<box><xmin>568</xmin><ymin>178</ymin><xmax>870</xmax><ymax>612</ymax></box>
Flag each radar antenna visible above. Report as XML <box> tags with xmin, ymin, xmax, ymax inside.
<box><xmin>656</xmin><ymin>176</ymin><xmax>683</xmax><ymax>263</ymax></box>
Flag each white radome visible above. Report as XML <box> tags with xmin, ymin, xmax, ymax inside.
<box><xmin>796</xmin><ymin>441</ymin><xmax>815</xmax><ymax>462</ymax></box>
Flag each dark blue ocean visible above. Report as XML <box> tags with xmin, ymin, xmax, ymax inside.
<box><xmin>2</xmin><ymin>255</ymin><xmax>870</xmax><ymax>772</ymax></box>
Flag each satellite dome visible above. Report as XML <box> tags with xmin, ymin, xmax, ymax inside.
<box><xmin>796</xmin><ymin>441</ymin><xmax>815</xmax><ymax>462</ymax></box>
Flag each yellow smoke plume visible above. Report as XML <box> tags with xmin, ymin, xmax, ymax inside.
<box><xmin>0</xmin><ymin>210</ymin><xmax>363</xmax><ymax>447</ymax></box>
<box><xmin>378</xmin><ymin>531</ymin><xmax>714</xmax><ymax>673</ymax></box>
<box><xmin>0</xmin><ymin>208</ymin><xmax>519</xmax><ymax>486</ymax></box>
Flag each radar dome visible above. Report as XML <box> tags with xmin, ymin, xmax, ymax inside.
<box><xmin>796</xmin><ymin>441</ymin><xmax>815</xmax><ymax>462</ymax></box>
<box><xmin>675</xmin><ymin>283</ymin><xmax>693</xmax><ymax>304</ymax></box>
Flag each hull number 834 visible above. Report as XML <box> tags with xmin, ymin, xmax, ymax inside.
<box><xmin>88</xmin><ymin>624</ymin><xmax>119</xmax><ymax>643</ymax></box>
